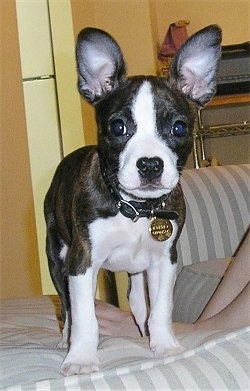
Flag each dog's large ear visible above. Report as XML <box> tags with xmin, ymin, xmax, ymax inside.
<box><xmin>76</xmin><ymin>27</ymin><xmax>126</xmax><ymax>104</ymax></box>
<box><xmin>169</xmin><ymin>25</ymin><xmax>222</xmax><ymax>106</ymax></box>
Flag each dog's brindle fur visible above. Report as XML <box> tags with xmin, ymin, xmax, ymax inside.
<box><xmin>44</xmin><ymin>25</ymin><xmax>222</xmax><ymax>376</ymax></box>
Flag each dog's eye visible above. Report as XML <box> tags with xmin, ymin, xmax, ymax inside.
<box><xmin>171</xmin><ymin>121</ymin><xmax>187</xmax><ymax>137</ymax></box>
<box><xmin>109</xmin><ymin>119</ymin><xmax>127</xmax><ymax>137</ymax></box>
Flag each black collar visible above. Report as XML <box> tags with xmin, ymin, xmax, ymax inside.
<box><xmin>100</xmin><ymin>164</ymin><xmax>178</xmax><ymax>222</ymax></box>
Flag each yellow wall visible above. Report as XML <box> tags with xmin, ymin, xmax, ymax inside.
<box><xmin>153</xmin><ymin>0</ymin><xmax>249</xmax><ymax>48</ymax></box>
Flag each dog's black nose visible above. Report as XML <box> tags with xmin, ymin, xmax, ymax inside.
<box><xmin>136</xmin><ymin>157</ymin><xmax>164</xmax><ymax>180</ymax></box>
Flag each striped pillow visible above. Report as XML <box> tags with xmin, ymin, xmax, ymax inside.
<box><xmin>173</xmin><ymin>257</ymin><xmax>231</xmax><ymax>323</ymax></box>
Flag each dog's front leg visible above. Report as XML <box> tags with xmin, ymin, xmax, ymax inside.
<box><xmin>61</xmin><ymin>267</ymin><xmax>99</xmax><ymax>376</ymax></box>
<box><xmin>147</xmin><ymin>260</ymin><xmax>183</xmax><ymax>357</ymax></box>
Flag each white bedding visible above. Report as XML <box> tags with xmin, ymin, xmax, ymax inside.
<box><xmin>0</xmin><ymin>296</ymin><xmax>249</xmax><ymax>390</ymax></box>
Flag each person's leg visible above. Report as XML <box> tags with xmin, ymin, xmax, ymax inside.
<box><xmin>196</xmin><ymin>282</ymin><xmax>250</xmax><ymax>331</ymax></box>
<box><xmin>198</xmin><ymin>229</ymin><xmax>250</xmax><ymax>321</ymax></box>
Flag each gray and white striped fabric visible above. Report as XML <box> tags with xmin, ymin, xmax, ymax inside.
<box><xmin>177</xmin><ymin>164</ymin><xmax>249</xmax><ymax>271</ymax></box>
<box><xmin>0</xmin><ymin>296</ymin><xmax>249</xmax><ymax>390</ymax></box>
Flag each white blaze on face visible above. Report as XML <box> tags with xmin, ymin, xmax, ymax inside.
<box><xmin>118</xmin><ymin>81</ymin><xmax>179</xmax><ymax>199</ymax></box>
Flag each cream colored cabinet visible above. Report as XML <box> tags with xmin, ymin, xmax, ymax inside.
<box><xmin>16</xmin><ymin>0</ymin><xmax>84</xmax><ymax>294</ymax></box>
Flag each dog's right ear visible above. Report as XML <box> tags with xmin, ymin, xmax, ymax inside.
<box><xmin>76</xmin><ymin>28</ymin><xmax>127</xmax><ymax>104</ymax></box>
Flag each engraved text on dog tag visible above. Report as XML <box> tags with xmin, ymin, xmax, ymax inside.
<box><xmin>149</xmin><ymin>218</ymin><xmax>173</xmax><ymax>241</ymax></box>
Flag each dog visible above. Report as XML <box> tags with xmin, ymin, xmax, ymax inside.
<box><xmin>44</xmin><ymin>25</ymin><xmax>221</xmax><ymax>376</ymax></box>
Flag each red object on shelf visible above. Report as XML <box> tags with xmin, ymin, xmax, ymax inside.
<box><xmin>158</xmin><ymin>20</ymin><xmax>189</xmax><ymax>60</ymax></box>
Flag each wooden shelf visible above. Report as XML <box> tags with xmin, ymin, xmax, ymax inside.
<box><xmin>208</xmin><ymin>93</ymin><xmax>250</xmax><ymax>107</ymax></box>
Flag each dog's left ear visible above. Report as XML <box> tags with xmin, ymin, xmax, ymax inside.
<box><xmin>169</xmin><ymin>25</ymin><xmax>222</xmax><ymax>106</ymax></box>
<box><xmin>76</xmin><ymin>27</ymin><xmax>126</xmax><ymax>104</ymax></box>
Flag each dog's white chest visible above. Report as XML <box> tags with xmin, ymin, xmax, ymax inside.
<box><xmin>89</xmin><ymin>213</ymin><xmax>177</xmax><ymax>273</ymax></box>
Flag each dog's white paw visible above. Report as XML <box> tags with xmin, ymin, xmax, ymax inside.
<box><xmin>150</xmin><ymin>341</ymin><xmax>185</xmax><ymax>358</ymax></box>
<box><xmin>150</xmin><ymin>328</ymin><xmax>184</xmax><ymax>358</ymax></box>
<box><xmin>61</xmin><ymin>351</ymin><xmax>99</xmax><ymax>376</ymax></box>
<box><xmin>57</xmin><ymin>338</ymin><xmax>68</xmax><ymax>349</ymax></box>
<box><xmin>57</xmin><ymin>331</ymin><xmax>69</xmax><ymax>348</ymax></box>
<box><xmin>57</xmin><ymin>315</ymin><xmax>70</xmax><ymax>348</ymax></box>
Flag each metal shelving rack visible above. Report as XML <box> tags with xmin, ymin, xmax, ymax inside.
<box><xmin>193</xmin><ymin>94</ymin><xmax>250</xmax><ymax>168</ymax></box>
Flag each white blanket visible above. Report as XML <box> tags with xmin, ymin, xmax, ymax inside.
<box><xmin>0</xmin><ymin>296</ymin><xmax>249</xmax><ymax>390</ymax></box>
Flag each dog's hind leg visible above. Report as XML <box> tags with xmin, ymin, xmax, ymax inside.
<box><xmin>128</xmin><ymin>272</ymin><xmax>149</xmax><ymax>336</ymax></box>
<box><xmin>45</xmin><ymin>215</ymin><xmax>70</xmax><ymax>345</ymax></box>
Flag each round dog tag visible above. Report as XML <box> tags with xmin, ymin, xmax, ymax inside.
<box><xmin>149</xmin><ymin>218</ymin><xmax>173</xmax><ymax>241</ymax></box>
